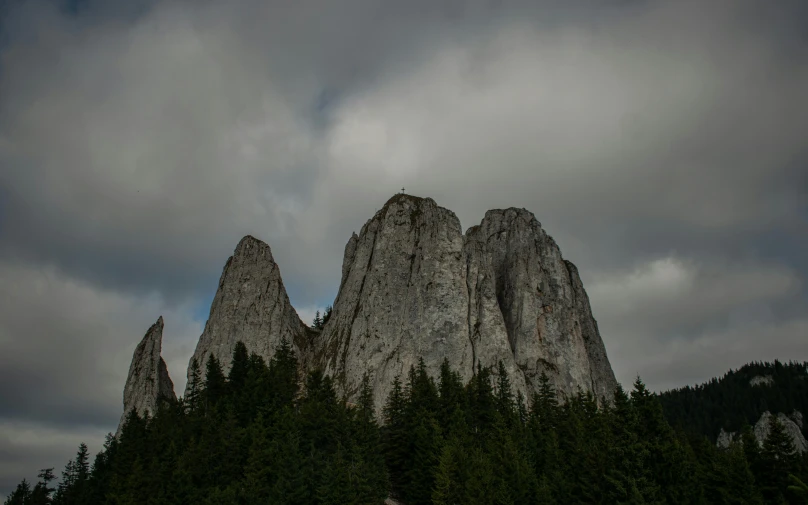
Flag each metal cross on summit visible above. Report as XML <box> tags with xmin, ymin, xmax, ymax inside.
<box><xmin>401</xmin><ymin>187</ymin><xmax>405</xmax><ymax>194</ymax></box>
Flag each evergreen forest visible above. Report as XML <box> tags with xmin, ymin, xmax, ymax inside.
<box><xmin>658</xmin><ymin>361</ymin><xmax>808</xmax><ymax>441</ymax></box>
<box><xmin>5</xmin><ymin>341</ymin><xmax>808</xmax><ymax>505</ymax></box>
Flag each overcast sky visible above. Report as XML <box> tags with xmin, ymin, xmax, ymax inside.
<box><xmin>1</xmin><ymin>0</ymin><xmax>807</xmax><ymax>496</ymax></box>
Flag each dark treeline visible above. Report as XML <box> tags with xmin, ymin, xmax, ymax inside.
<box><xmin>5</xmin><ymin>342</ymin><xmax>808</xmax><ymax>505</ymax></box>
<box><xmin>658</xmin><ymin>361</ymin><xmax>808</xmax><ymax>441</ymax></box>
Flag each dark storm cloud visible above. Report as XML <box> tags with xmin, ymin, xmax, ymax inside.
<box><xmin>0</xmin><ymin>0</ymin><xmax>807</xmax><ymax>494</ymax></box>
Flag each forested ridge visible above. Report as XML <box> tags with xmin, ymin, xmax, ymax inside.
<box><xmin>658</xmin><ymin>361</ymin><xmax>808</xmax><ymax>441</ymax></box>
<box><xmin>5</xmin><ymin>342</ymin><xmax>808</xmax><ymax>505</ymax></box>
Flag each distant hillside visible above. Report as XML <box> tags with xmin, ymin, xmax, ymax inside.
<box><xmin>658</xmin><ymin>360</ymin><xmax>808</xmax><ymax>441</ymax></box>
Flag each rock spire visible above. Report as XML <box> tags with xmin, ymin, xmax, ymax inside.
<box><xmin>313</xmin><ymin>194</ymin><xmax>618</xmax><ymax>410</ymax></box>
<box><xmin>118</xmin><ymin>316</ymin><xmax>176</xmax><ymax>435</ymax></box>
<box><xmin>185</xmin><ymin>235</ymin><xmax>310</xmax><ymax>396</ymax></box>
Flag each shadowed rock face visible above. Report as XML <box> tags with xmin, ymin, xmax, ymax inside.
<box><xmin>118</xmin><ymin>316</ymin><xmax>176</xmax><ymax>435</ymax></box>
<box><xmin>313</xmin><ymin>195</ymin><xmax>618</xmax><ymax>411</ymax></box>
<box><xmin>185</xmin><ymin>235</ymin><xmax>309</xmax><ymax>396</ymax></box>
<box><xmin>466</xmin><ymin>208</ymin><xmax>617</xmax><ymax>401</ymax></box>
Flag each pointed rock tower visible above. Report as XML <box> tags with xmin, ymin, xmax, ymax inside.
<box><xmin>314</xmin><ymin>195</ymin><xmax>618</xmax><ymax>410</ymax></box>
<box><xmin>185</xmin><ymin>235</ymin><xmax>309</xmax><ymax>395</ymax></box>
<box><xmin>118</xmin><ymin>316</ymin><xmax>176</xmax><ymax>435</ymax></box>
<box><xmin>465</xmin><ymin>208</ymin><xmax>617</xmax><ymax>400</ymax></box>
<box><xmin>314</xmin><ymin>195</ymin><xmax>478</xmax><ymax>410</ymax></box>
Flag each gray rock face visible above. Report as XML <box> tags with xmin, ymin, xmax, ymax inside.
<box><xmin>186</xmin><ymin>235</ymin><xmax>309</xmax><ymax>394</ymax></box>
<box><xmin>315</xmin><ymin>195</ymin><xmax>477</xmax><ymax>410</ymax></box>
<box><xmin>749</xmin><ymin>375</ymin><xmax>774</xmax><ymax>387</ymax></box>
<box><xmin>791</xmin><ymin>410</ymin><xmax>804</xmax><ymax>429</ymax></box>
<box><xmin>314</xmin><ymin>195</ymin><xmax>618</xmax><ymax>410</ymax></box>
<box><xmin>716</xmin><ymin>410</ymin><xmax>807</xmax><ymax>454</ymax></box>
<box><xmin>755</xmin><ymin>411</ymin><xmax>807</xmax><ymax>454</ymax></box>
<box><xmin>716</xmin><ymin>428</ymin><xmax>737</xmax><ymax>449</ymax></box>
<box><xmin>118</xmin><ymin>316</ymin><xmax>176</xmax><ymax>435</ymax></box>
<box><xmin>466</xmin><ymin>208</ymin><xmax>617</xmax><ymax>400</ymax></box>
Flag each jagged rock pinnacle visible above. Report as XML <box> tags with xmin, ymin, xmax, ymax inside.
<box><xmin>185</xmin><ymin>235</ymin><xmax>309</xmax><ymax>396</ymax></box>
<box><xmin>118</xmin><ymin>316</ymin><xmax>176</xmax><ymax>436</ymax></box>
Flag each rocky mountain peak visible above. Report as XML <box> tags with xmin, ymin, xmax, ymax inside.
<box><xmin>118</xmin><ymin>316</ymin><xmax>176</xmax><ymax>435</ymax></box>
<box><xmin>181</xmin><ymin>194</ymin><xmax>617</xmax><ymax>412</ymax></box>
<box><xmin>185</xmin><ymin>235</ymin><xmax>309</xmax><ymax>395</ymax></box>
<box><xmin>314</xmin><ymin>194</ymin><xmax>617</xmax><ymax>410</ymax></box>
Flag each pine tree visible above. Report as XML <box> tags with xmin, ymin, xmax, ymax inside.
<box><xmin>494</xmin><ymin>361</ymin><xmax>515</xmax><ymax>422</ymax></box>
<box><xmin>382</xmin><ymin>376</ymin><xmax>408</xmax><ymax>499</ymax></box>
<box><xmin>269</xmin><ymin>337</ymin><xmax>299</xmax><ymax>409</ymax></box>
<box><xmin>788</xmin><ymin>474</ymin><xmax>808</xmax><ymax>503</ymax></box>
<box><xmin>228</xmin><ymin>341</ymin><xmax>250</xmax><ymax>390</ymax></box>
<box><xmin>185</xmin><ymin>357</ymin><xmax>203</xmax><ymax>413</ymax></box>
<box><xmin>353</xmin><ymin>373</ymin><xmax>389</xmax><ymax>502</ymax></box>
<box><xmin>4</xmin><ymin>480</ymin><xmax>31</xmax><ymax>505</ymax></box>
<box><xmin>204</xmin><ymin>354</ymin><xmax>226</xmax><ymax>413</ymax></box>
<box><xmin>760</xmin><ymin>415</ymin><xmax>798</xmax><ymax>502</ymax></box>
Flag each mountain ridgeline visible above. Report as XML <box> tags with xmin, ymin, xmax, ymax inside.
<box><xmin>166</xmin><ymin>194</ymin><xmax>617</xmax><ymax>420</ymax></box>
<box><xmin>7</xmin><ymin>195</ymin><xmax>808</xmax><ymax>505</ymax></box>
<box><xmin>658</xmin><ymin>360</ymin><xmax>808</xmax><ymax>445</ymax></box>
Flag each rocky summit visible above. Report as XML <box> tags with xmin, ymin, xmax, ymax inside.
<box><xmin>185</xmin><ymin>235</ymin><xmax>311</xmax><ymax>396</ymax></box>
<box><xmin>117</xmin><ymin>316</ymin><xmax>176</xmax><ymax>435</ymax></box>
<box><xmin>121</xmin><ymin>194</ymin><xmax>618</xmax><ymax>419</ymax></box>
<box><xmin>314</xmin><ymin>195</ymin><xmax>618</xmax><ymax>410</ymax></box>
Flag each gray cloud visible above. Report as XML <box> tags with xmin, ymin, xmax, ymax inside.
<box><xmin>0</xmin><ymin>0</ymin><xmax>806</xmax><ymax>495</ymax></box>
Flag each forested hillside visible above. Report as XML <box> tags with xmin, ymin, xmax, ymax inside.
<box><xmin>5</xmin><ymin>345</ymin><xmax>808</xmax><ymax>504</ymax></box>
<box><xmin>658</xmin><ymin>361</ymin><xmax>808</xmax><ymax>440</ymax></box>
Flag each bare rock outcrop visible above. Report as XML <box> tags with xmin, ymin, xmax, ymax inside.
<box><xmin>716</xmin><ymin>410</ymin><xmax>807</xmax><ymax>454</ymax></box>
<box><xmin>185</xmin><ymin>235</ymin><xmax>309</xmax><ymax>395</ymax></box>
<box><xmin>749</xmin><ymin>375</ymin><xmax>774</xmax><ymax>387</ymax></box>
<box><xmin>465</xmin><ymin>208</ymin><xmax>618</xmax><ymax>400</ymax></box>
<box><xmin>314</xmin><ymin>195</ymin><xmax>618</xmax><ymax>410</ymax></box>
<box><xmin>716</xmin><ymin>428</ymin><xmax>737</xmax><ymax>449</ymax></box>
<box><xmin>755</xmin><ymin>411</ymin><xmax>807</xmax><ymax>453</ymax></box>
<box><xmin>315</xmin><ymin>195</ymin><xmax>476</xmax><ymax>410</ymax></box>
<box><xmin>118</xmin><ymin>316</ymin><xmax>176</xmax><ymax>435</ymax></box>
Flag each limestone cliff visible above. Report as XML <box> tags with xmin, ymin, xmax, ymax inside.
<box><xmin>118</xmin><ymin>316</ymin><xmax>176</xmax><ymax>435</ymax></box>
<box><xmin>754</xmin><ymin>411</ymin><xmax>807</xmax><ymax>453</ymax></box>
<box><xmin>465</xmin><ymin>208</ymin><xmax>617</xmax><ymax>400</ymax></box>
<box><xmin>185</xmin><ymin>235</ymin><xmax>309</xmax><ymax>395</ymax></box>
<box><xmin>316</xmin><ymin>195</ymin><xmax>477</xmax><ymax>410</ymax></box>
<box><xmin>185</xmin><ymin>195</ymin><xmax>618</xmax><ymax>410</ymax></box>
<box><xmin>313</xmin><ymin>195</ymin><xmax>618</xmax><ymax>410</ymax></box>
<box><xmin>716</xmin><ymin>410</ymin><xmax>807</xmax><ymax>454</ymax></box>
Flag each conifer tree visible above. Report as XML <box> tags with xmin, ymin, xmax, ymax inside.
<box><xmin>788</xmin><ymin>474</ymin><xmax>808</xmax><ymax>503</ymax></box>
<box><xmin>185</xmin><ymin>357</ymin><xmax>203</xmax><ymax>413</ymax></box>
<box><xmin>760</xmin><ymin>415</ymin><xmax>798</xmax><ymax>502</ymax></box>
<box><xmin>204</xmin><ymin>354</ymin><xmax>226</xmax><ymax>413</ymax></box>
<box><xmin>494</xmin><ymin>361</ymin><xmax>515</xmax><ymax>421</ymax></box>
<box><xmin>28</xmin><ymin>468</ymin><xmax>55</xmax><ymax>505</ymax></box>
<box><xmin>382</xmin><ymin>376</ymin><xmax>408</xmax><ymax>498</ymax></box>
<box><xmin>4</xmin><ymin>480</ymin><xmax>31</xmax><ymax>505</ymax></box>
